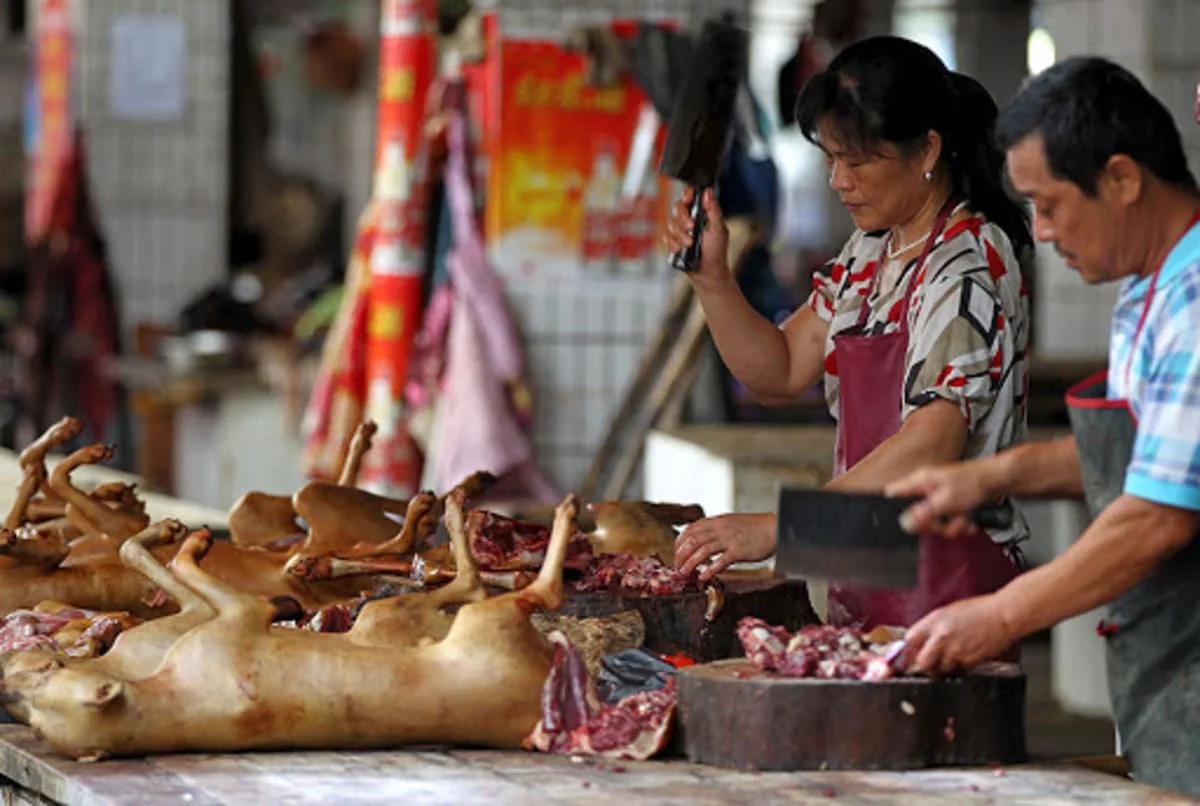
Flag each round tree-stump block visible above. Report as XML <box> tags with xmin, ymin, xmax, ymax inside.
<box><xmin>677</xmin><ymin>659</ymin><xmax>1026</xmax><ymax>771</ymax></box>
<box><xmin>551</xmin><ymin>577</ymin><xmax>818</xmax><ymax>662</ymax></box>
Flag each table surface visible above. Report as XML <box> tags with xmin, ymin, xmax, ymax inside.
<box><xmin>0</xmin><ymin>726</ymin><xmax>1188</xmax><ymax>806</ymax></box>
<box><xmin>0</xmin><ymin>448</ymin><xmax>229</xmax><ymax>530</ymax></box>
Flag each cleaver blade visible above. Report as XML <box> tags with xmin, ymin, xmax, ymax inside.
<box><xmin>774</xmin><ymin>487</ymin><xmax>1012</xmax><ymax>589</ymax></box>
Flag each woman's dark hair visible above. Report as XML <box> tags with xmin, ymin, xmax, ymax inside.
<box><xmin>996</xmin><ymin>56</ymin><xmax>1197</xmax><ymax>196</ymax></box>
<box><xmin>795</xmin><ymin>35</ymin><xmax>1032</xmax><ymax>255</ymax></box>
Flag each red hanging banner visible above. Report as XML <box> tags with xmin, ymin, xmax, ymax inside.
<box><xmin>25</xmin><ymin>0</ymin><xmax>74</xmax><ymax>244</ymax></box>
<box><xmin>302</xmin><ymin>0</ymin><xmax>436</xmax><ymax>496</ymax></box>
<box><xmin>358</xmin><ymin>0</ymin><xmax>437</xmax><ymax>496</ymax></box>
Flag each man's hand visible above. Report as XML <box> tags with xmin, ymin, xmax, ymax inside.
<box><xmin>902</xmin><ymin>594</ymin><xmax>1017</xmax><ymax>675</ymax></box>
<box><xmin>674</xmin><ymin>512</ymin><xmax>776</xmax><ymax>580</ymax></box>
<box><xmin>885</xmin><ymin>459</ymin><xmax>1002</xmax><ymax>538</ymax></box>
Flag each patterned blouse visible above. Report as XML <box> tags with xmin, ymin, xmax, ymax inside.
<box><xmin>806</xmin><ymin>211</ymin><xmax>1031</xmax><ymax>546</ymax></box>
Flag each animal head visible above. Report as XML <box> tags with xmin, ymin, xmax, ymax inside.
<box><xmin>0</xmin><ymin>649</ymin><xmax>67</xmax><ymax>723</ymax></box>
<box><xmin>585</xmin><ymin>501</ymin><xmax>679</xmax><ymax>563</ymax></box>
<box><xmin>21</xmin><ymin>665</ymin><xmax>126</xmax><ymax>760</ymax></box>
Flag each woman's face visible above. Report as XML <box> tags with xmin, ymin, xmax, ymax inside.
<box><xmin>818</xmin><ymin>119</ymin><xmax>936</xmax><ymax>232</ymax></box>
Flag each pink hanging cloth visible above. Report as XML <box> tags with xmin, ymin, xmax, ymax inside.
<box><xmin>426</xmin><ymin>82</ymin><xmax>558</xmax><ymax>502</ymax></box>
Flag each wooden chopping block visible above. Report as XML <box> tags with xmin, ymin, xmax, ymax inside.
<box><xmin>550</xmin><ymin>577</ymin><xmax>819</xmax><ymax>663</ymax></box>
<box><xmin>677</xmin><ymin>659</ymin><xmax>1027</xmax><ymax>771</ymax></box>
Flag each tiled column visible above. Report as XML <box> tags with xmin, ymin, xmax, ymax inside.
<box><xmin>954</xmin><ymin>0</ymin><xmax>1030</xmax><ymax>108</ymax></box>
<box><xmin>1026</xmin><ymin>0</ymin><xmax>1129</xmax><ymax>360</ymax></box>
<box><xmin>1028</xmin><ymin>0</ymin><xmax>1200</xmax><ymax>359</ymax></box>
<box><xmin>77</xmin><ymin>0</ymin><xmax>230</xmax><ymax>344</ymax></box>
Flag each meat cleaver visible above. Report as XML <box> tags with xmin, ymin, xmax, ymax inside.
<box><xmin>657</xmin><ymin>18</ymin><xmax>748</xmax><ymax>273</ymax></box>
<box><xmin>774</xmin><ymin>487</ymin><xmax>1013</xmax><ymax>589</ymax></box>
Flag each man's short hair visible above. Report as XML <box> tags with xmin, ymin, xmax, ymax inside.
<box><xmin>996</xmin><ymin>57</ymin><xmax>1197</xmax><ymax>196</ymax></box>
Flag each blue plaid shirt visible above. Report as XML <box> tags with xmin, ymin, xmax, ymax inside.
<box><xmin>1109</xmin><ymin>220</ymin><xmax>1200</xmax><ymax>511</ymax></box>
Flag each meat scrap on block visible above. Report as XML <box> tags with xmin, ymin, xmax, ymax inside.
<box><xmin>737</xmin><ymin>617</ymin><xmax>907</xmax><ymax>681</ymax></box>
<box><xmin>524</xmin><ymin>632</ymin><xmax>677</xmax><ymax>761</ymax></box>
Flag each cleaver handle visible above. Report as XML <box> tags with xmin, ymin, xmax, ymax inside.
<box><xmin>970</xmin><ymin>504</ymin><xmax>1013</xmax><ymax>531</ymax></box>
<box><xmin>669</xmin><ymin>186</ymin><xmax>708</xmax><ymax>273</ymax></box>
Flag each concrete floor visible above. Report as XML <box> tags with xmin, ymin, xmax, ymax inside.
<box><xmin>1022</xmin><ymin>631</ymin><xmax>1116</xmax><ymax>760</ymax></box>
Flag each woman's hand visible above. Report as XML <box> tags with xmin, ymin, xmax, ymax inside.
<box><xmin>663</xmin><ymin>187</ymin><xmax>731</xmax><ymax>284</ymax></box>
<box><xmin>674</xmin><ymin>512</ymin><xmax>776</xmax><ymax>581</ymax></box>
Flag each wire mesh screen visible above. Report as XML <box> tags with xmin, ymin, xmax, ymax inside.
<box><xmin>77</xmin><ymin>0</ymin><xmax>230</xmax><ymax>345</ymax></box>
<box><xmin>507</xmin><ymin>273</ymin><xmax>675</xmax><ymax>496</ymax></box>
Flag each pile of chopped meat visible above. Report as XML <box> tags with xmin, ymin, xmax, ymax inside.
<box><xmin>524</xmin><ymin>632</ymin><xmax>677</xmax><ymax>760</ymax></box>
<box><xmin>736</xmin><ymin>617</ymin><xmax>905</xmax><ymax>681</ymax></box>
<box><xmin>0</xmin><ymin>606</ymin><xmax>137</xmax><ymax>658</ymax></box>
<box><xmin>293</xmin><ymin>581</ymin><xmax>418</xmax><ymax>633</ymax></box>
<box><xmin>467</xmin><ymin>511</ymin><xmax>595</xmax><ymax>571</ymax></box>
<box><xmin>573</xmin><ymin>553</ymin><xmax>701</xmax><ymax>596</ymax></box>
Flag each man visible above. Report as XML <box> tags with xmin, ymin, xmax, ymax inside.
<box><xmin>885</xmin><ymin>57</ymin><xmax>1200</xmax><ymax>796</ymax></box>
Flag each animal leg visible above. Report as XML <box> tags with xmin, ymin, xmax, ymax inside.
<box><xmin>6</xmin><ymin>462</ymin><xmax>46</xmax><ymax>530</ymax></box>
<box><xmin>167</xmin><ymin>531</ymin><xmax>274</xmax><ymax>623</ymax></box>
<box><xmin>227</xmin><ymin>491</ymin><xmax>302</xmax><ymax>549</ymax></box>
<box><xmin>515</xmin><ymin>494</ymin><xmax>578</xmax><ymax>613</ymax></box>
<box><xmin>18</xmin><ymin>416</ymin><xmax>83</xmax><ymax>503</ymax></box>
<box><xmin>117</xmin><ymin>520</ymin><xmax>208</xmax><ymax>614</ymax></box>
<box><xmin>49</xmin><ymin>445</ymin><xmax>148</xmax><ymax>539</ymax></box>
<box><xmin>350</xmin><ymin>491</ymin><xmax>437</xmax><ymax>556</ymax></box>
<box><xmin>426</xmin><ymin>488</ymin><xmax>486</xmax><ymax>608</ymax></box>
<box><xmin>414</xmin><ymin>471</ymin><xmax>500</xmax><ymax>546</ymax></box>
<box><xmin>336</xmin><ymin>420</ymin><xmax>377</xmax><ymax>486</ymax></box>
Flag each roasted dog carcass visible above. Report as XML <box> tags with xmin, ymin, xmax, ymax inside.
<box><xmin>228</xmin><ymin>418</ymin><xmax>496</xmax><ymax>556</ymax></box>
<box><xmin>5</xmin><ymin>491</ymin><xmax>582</xmax><ymax>760</ymax></box>
<box><xmin>285</xmin><ymin>498</ymin><xmax>707</xmax><ymax>594</ymax></box>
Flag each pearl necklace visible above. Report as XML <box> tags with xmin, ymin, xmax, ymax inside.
<box><xmin>885</xmin><ymin>226</ymin><xmax>932</xmax><ymax>261</ymax></box>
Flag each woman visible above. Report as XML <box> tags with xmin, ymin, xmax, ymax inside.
<box><xmin>666</xmin><ymin>36</ymin><xmax>1033</xmax><ymax>636</ymax></box>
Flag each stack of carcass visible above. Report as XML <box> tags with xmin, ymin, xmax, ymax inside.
<box><xmin>0</xmin><ymin>417</ymin><xmax>703</xmax><ymax>762</ymax></box>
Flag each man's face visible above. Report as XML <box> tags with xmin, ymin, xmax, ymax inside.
<box><xmin>1006</xmin><ymin>133</ymin><xmax>1130</xmax><ymax>284</ymax></box>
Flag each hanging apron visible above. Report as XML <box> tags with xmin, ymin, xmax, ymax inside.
<box><xmin>1064</xmin><ymin>214</ymin><xmax>1200</xmax><ymax>796</ymax></box>
<box><xmin>825</xmin><ymin>199</ymin><xmax>1021</xmax><ymax>658</ymax></box>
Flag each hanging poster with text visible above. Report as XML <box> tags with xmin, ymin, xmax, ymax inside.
<box><xmin>483</xmin><ymin>30</ymin><xmax>673</xmax><ymax>280</ymax></box>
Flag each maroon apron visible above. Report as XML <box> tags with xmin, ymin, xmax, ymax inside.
<box><xmin>824</xmin><ymin>200</ymin><xmax>1021</xmax><ymax>659</ymax></box>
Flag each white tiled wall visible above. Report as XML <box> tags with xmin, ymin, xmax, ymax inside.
<box><xmin>1029</xmin><ymin>0</ymin><xmax>1200</xmax><ymax>361</ymax></box>
<box><xmin>507</xmin><ymin>273</ymin><xmax>675</xmax><ymax>493</ymax></box>
<box><xmin>77</xmin><ymin>0</ymin><xmax>230</xmax><ymax>343</ymax></box>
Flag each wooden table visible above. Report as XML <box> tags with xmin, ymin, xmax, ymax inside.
<box><xmin>0</xmin><ymin>727</ymin><xmax>1186</xmax><ymax>805</ymax></box>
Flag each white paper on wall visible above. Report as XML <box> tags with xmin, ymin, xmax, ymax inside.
<box><xmin>110</xmin><ymin>14</ymin><xmax>187</xmax><ymax>121</ymax></box>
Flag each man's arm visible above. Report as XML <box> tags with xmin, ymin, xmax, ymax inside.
<box><xmin>887</xmin><ymin>435</ymin><xmax>1083</xmax><ymax>537</ymax></box>
<box><xmin>903</xmin><ymin>492</ymin><xmax>1198</xmax><ymax>674</ymax></box>
<box><xmin>991</xmin><ymin>435</ymin><xmax>1084</xmax><ymax>500</ymax></box>
<box><xmin>996</xmin><ymin>494</ymin><xmax>1199</xmax><ymax>637</ymax></box>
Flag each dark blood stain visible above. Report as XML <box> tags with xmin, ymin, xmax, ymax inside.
<box><xmin>582</xmin><ymin>782</ymin><xmax>591</xmax><ymax>789</ymax></box>
<box><xmin>611</xmin><ymin>766</ymin><xmax>627</xmax><ymax>773</ymax></box>
<box><xmin>1096</xmin><ymin>619</ymin><xmax>1119</xmax><ymax>637</ymax></box>
<box><xmin>821</xmin><ymin>787</ymin><xmax>837</xmax><ymax>798</ymax></box>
